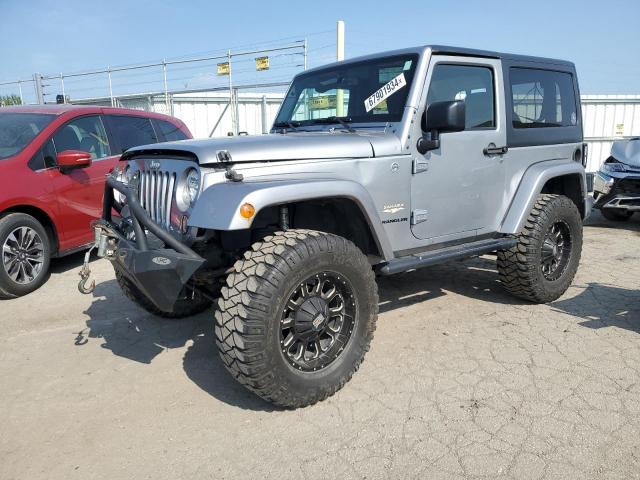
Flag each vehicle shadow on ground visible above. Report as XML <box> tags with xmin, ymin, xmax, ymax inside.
<box><xmin>78</xmin><ymin>255</ymin><xmax>528</xmax><ymax>410</ymax></box>
<box><xmin>376</xmin><ymin>255</ymin><xmax>528</xmax><ymax>313</ymax></box>
<box><xmin>50</xmin><ymin>250</ymin><xmax>98</xmax><ymax>274</ymax></box>
<box><xmin>551</xmin><ymin>282</ymin><xmax>640</xmax><ymax>334</ymax></box>
<box><xmin>79</xmin><ymin>279</ymin><xmax>275</xmax><ymax>411</ymax></box>
<box><xmin>584</xmin><ymin>209</ymin><xmax>640</xmax><ymax>233</ymax></box>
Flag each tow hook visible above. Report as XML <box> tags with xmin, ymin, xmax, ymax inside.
<box><xmin>78</xmin><ymin>246</ymin><xmax>96</xmax><ymax>295</ymax></box>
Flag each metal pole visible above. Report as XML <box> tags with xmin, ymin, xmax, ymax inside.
<box><xmin>60</xmin><ymin>73</ymin><xmax>66</xmax><ymax>102</ymax></box>
<box><xmin>303</xmin><ymin>38</ymin><xmax>308</xmax><ymax>70</ymax></box>
<box><xmin>336</xmin><ymin>22</ymin><xmax>345</xmax><ymax>61</ymax></box>
<box><xmin>302</xmin><ymin>38</ymin><xmax>309</xmax><ymax>120</ymax></box>
<box><xmin>336</xmin><ymin>21</ymin><xmax>345</xmax><ymax>117</ymax></box>
<box><xmin>33</xmin><ymin>73</ymin><xmax>44</xmax><ymax>104</ymax></box>
<box><xmin>107</xmin><ymin>67</ymin><xmax>114</xmax><ymax>107</ymax></box>
<box><xmin>261</xmin><ymin>95</ymin><xmax>268</xmax><ymax>134</ymax></box>
<box><xmin>233</xmin><ymin>87</ymin><xmax>240</xmax><ymax>136</ymax></box>
<box><xmin>227</xmin><ymin>49</ymin><xmax>236</xmax><ymax>135</ymax></box>
<box><xmin>17</xmin><ymin>81</ymin><xmax>23</xmax><ymax>105</ymax></box>
<box><xmin>162</xmin><ymin>59</ymin><xmax>170</xmax><ymax>113</ymax></box>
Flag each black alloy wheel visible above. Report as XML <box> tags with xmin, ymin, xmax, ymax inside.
<box><xmin>280</xmin><ymin>272</ymin><xmax>356</xmax><ymax>372</ymax></box>
<box><xmin>541</xmin><ymin>221</ymin><xmax>572</xmax><ymax>281</ymax></box>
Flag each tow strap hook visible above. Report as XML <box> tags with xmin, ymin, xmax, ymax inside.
<box><xmin>78</xmin><ymin>246</ymin><xmax>96</xmax><ymax>295</ymax></box>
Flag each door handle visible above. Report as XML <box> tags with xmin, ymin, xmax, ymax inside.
<box><xmin>483</xmin><ymin>144</ymin><xmax>508</xmax><ymax>156</ymax></box>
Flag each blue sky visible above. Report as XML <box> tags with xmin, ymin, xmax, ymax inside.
<box><xmin>1</xmin><ymin>0</ymin><xmax>639</xmax><ymax>99</ymax></box>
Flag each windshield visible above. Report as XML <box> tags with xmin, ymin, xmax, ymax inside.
<box><xmin>0</xmin><ymin>113</ymin><xmax>56</xmax><ymax>160</ymax></box>
<box><xmin>275</xmin><ymin>54</ymin><xmax>419</xmax><ymax>127</ymax></box>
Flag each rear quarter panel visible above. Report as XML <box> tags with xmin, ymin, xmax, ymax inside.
<box><xmin>500</xmin><ymin>153</ymin><xmax>586</xmax><ymax>233</ymax></box>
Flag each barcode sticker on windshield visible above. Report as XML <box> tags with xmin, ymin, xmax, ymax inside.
<box><xmin>364</xmin><ymin>73</ymin><xmax>406</xmax><ymax>113</ymax></box>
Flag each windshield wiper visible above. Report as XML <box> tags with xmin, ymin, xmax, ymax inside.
<box><xmin>311</xmin><ymin>116</ymin><xmax>356</xmax><ymax>133</ymax></box>
<box><xmin>273</xmin><ymin>120</ymin><xmax>301</xmax><ymax>132</ymax></box>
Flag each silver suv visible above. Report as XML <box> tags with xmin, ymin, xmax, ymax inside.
<box><xmin>82</xmin><ymin>45</ymin><xmax>590</xmax><ymax>408</ymax></box>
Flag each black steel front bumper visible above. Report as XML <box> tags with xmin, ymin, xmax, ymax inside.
<box><xmin>97</xmin><ymin>176</ymin><xmax>205</xmax><ymax>313</ymax></box>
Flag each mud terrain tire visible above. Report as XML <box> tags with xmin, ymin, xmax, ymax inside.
<box><xmin>497</xmin><ymin>194</ymin><xmax>582</xmax><ymax>303</ymax></box>
<box><xmin>214</xmin><ymin>229</ymin><xmax>378</xmax><ymax>408</ymax></box>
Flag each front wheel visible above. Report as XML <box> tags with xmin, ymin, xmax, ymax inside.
<box><xmin>214</xmin><ymin>229</ymin><xmax>378</xmax><ymax>408</ymax></box>
<box><xmin>0</xmin><ymin>213</ymin><xmax>51</xmax><ymax>299</ymax></box>
<box><xmin>497</xmin><ymin>194</ymin><xmax>583</xmax><ymax>303</ymax></box>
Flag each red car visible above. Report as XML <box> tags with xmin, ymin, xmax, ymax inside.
<box><xmin>0</xmin><ymin>105</ymin><xmax>191</xmax><ymax>298</ymax></box>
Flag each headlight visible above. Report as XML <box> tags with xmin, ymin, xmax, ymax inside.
<box><xmin>113</xmin><ymin>165</ymin><xmax>133</xmax><ymax>204</ymax></box>
<box><xmin>601</xmin><ymin>161</ymin><xmax>627</xmax><ymax>173</ymax></box>
<box><xmin>177</xmin><ymin>168</ymin><xmax>200</xmax><ymax>212</ymax></box>
<box><xmin>186</xmin><ymin>169</ymin><xmax>200</xmax><ymax>203</ymax></box>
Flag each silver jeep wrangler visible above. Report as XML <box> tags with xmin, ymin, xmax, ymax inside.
<box><xmin>84</xmin><ymin>45</ymin><xmax>590</xmax><ymax>408</ymax></box>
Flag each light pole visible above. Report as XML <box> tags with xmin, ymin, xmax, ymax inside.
<box><xmin>336</xmin><ymin>20</ymin><xmax>345</xmax><ymax>117</ymax></box>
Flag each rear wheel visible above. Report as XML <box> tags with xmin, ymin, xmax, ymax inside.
<box><xmin>114</xmin><ymin>265</ymin><xmax>211</xmax><ymax>318</ymax></box>
<box><xmin>601</xmin><ymin>208</ymin><xmax>633</xmax><ymax>222</ymax></box>
<box><xmin>0</xmin><ymin>213</ymin><xmax>51</xmax><ymax>299</ymax></box>
<box><xmin>214</xmin><ymin>229</ymin><xmax>378</xmax><ymax>408</ymax></box>
<box><xmin>497</xmin><ymin>194</ymin><xmax>582</xmax><ymax>303</ymax></box>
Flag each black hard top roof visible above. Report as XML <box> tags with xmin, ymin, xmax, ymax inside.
<box><xmin>427</xmin><ymin>45</ymin><xmax>575</xmax><ymax>67</ymax></box>
<box><xmin>304</xmin><ymin>44</ymin><xmax>575</xmax><ymax>75</ymax></box>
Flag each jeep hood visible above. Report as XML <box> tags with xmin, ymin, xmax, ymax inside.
<box><xmin>124</xmin><ymin>132</ymin><xmax>404</xmax><ymax>164</ymax></box>
<box><xmin>611</xmin><ymin>138</ymin><xmax>640</xmax><ymax>168</ymax></box>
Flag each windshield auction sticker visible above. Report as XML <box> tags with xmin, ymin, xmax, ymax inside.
<box><xmin>364</xmin><ymin>73</ymin><xmax>406</xmax><ymax>113</ymax></box>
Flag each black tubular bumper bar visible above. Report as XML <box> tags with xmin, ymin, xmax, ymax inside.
<box><xmin>100</xmin><ymin>176</ymin><xmax>205</xmax><ymax>313</ymax></box>
<box><xmin>103</xmin><ymin>176</ymin><xmax>201</xmax><ymax>259</ymax></box>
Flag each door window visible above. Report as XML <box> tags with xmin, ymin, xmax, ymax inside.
<box><xmin>28</xmin><ymin>138</ymin><xmax>57</xmax><ymax>171</ymax></box>
<box><xmin>109</xmin><ymin>115</ymin><xmax>158</xmax><ymax>153</ymax></box>
<box><xmin>426</xmin><ymin>64</ymin><xmax>496</xmax><ymax>129</ymax></box>
<box><xmin>52</xmin><ymin>116</ymin><xmax>111</xmax><ymax>160</ymax></box>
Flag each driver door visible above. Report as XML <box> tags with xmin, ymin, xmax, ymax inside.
<box><xmin>410</xmin><ymin>56</ymin><xmax>507</xmax><ymax>243</ymax></box>
<box><xmin>46</xmin><ymin>115</ymin><xmax>119</xmax><ymax>248</ymax></box>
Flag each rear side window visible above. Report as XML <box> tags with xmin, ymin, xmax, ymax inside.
<box><xmin>0</xmin><ymin>113</ymin><xmax>55</xmax><ymax>160</ymax></box>
<box><xmin>426</xmin><ymin>64</ymin><xmax>495</xmax><ymax>129</ymax></box>
<box><xmin>510</xmin><ymin>68</ymin><xmax>577</xmax><ymax>129</ymax></box>
<box><xmin>154</xmin><ymin>119</ymin><xmax>188</xmax><ymax>141</ymax></box>
<box><xmin>109</xmin><ymin>115</ymin><xmax>158</xmax><ymax>153</ymax></box>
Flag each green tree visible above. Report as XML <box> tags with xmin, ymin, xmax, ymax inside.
<box><xmin>0</xmin><ymin>94</ymin><xmax>22</xmax><ymax>106</ymax></box>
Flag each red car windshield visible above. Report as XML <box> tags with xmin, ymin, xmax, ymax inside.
<box><xmin>0</xmin><ymin>113</ymin><xmax>56</xmax><ymax>160</ymax></box>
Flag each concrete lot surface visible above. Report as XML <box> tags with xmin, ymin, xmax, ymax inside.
<box><xmin>1</xmin><ymin>210</ymin><xmax>639</xmax><ymax>480</ymax></box>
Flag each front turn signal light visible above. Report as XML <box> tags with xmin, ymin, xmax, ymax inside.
<box><xmin>240</xmin><ymin>203</ymin><xmax>256</xmax><ymax>219</ymax></box>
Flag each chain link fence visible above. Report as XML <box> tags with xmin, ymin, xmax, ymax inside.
<box><xmin>0</xmin><ymin>78</ymin><xmax>36</xmax><ymax>105</ymax></box>
<box><xmin>0</xmin><ymin>40</ymin><xmax>312</xmax><ymax>136</ymax></box>
<box><xmin>0</xmin><ymin>39</ymin><xmax>309</xmax><ymax>107</ymax></box>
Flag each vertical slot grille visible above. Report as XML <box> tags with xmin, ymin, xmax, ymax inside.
<box><xmin>138</xmin><ymin>169</ymin><xmax>176</xmax><ymax>228</ymax></box>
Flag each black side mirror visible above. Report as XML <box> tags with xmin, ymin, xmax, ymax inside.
<box><xmin>417</xmin><ymin>100</ymin><xmax>466</xmax><ymax>154</ymax></box>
